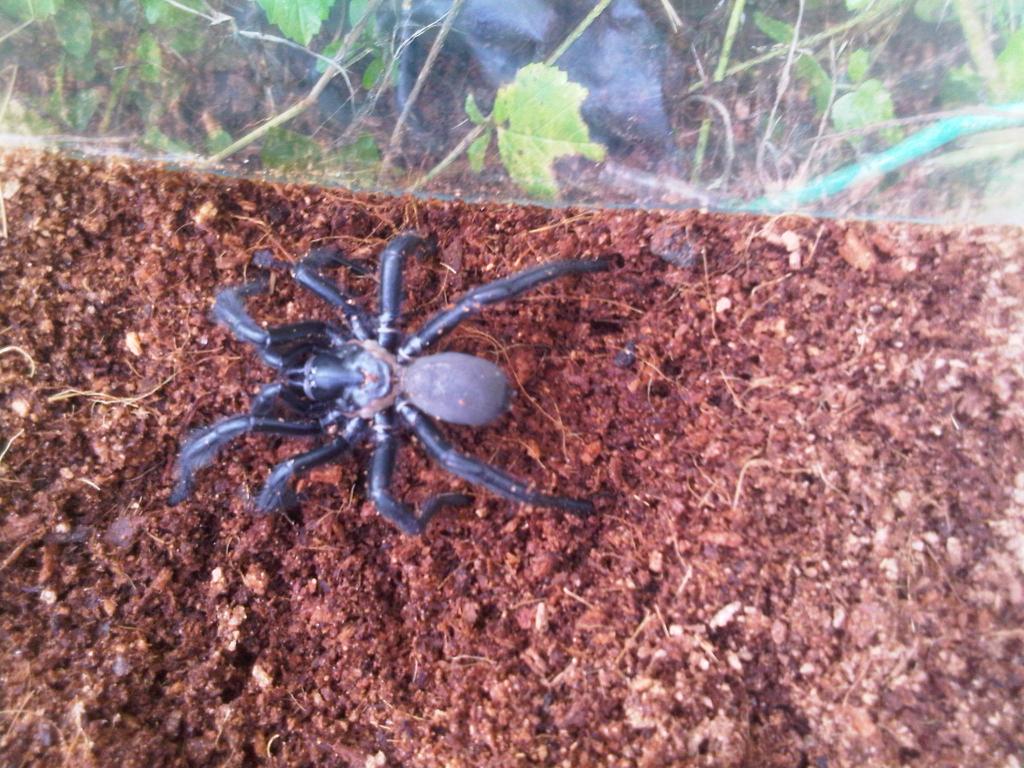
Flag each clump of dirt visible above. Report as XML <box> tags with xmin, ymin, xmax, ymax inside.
<box><xmin>1</xmin><ymin>152</ymin><xmax>1022</xmax><ymax>767</ymax></box>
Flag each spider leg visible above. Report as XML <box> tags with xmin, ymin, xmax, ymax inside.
<box><xmin>377</xmin><ymin>232</ymin><xmax>437</xmax><ymax>351</ymax></box>
<box><xmin>254</xmin><ymin>418</ymin><xmax>367</xmax><ymax>513</ymax></box>
<box><xmin>398</xmin><ymin>257</ymin><xmax>610</xmax><ymax>359</ymax></box>
<box><xmin>213</xmin><ymin>282</ymin><xmax>349</xmax><ymax>367</ymax></box>
<box><xmin>168</xmin><ymin>415</ymin><xmax>321</xmax><ymax>505</ymax></box>
<box><xmin>254</xmin><ymin>247</ymin><xmax>373</xmax><ymax>340</ymax></box>
<box><xmin>368</xmin><ymin>411</ymin><xmax>471</xmax><ymax>535</ymax></box>
<box><xmin>397</xmin><ymin>401</ymin><xmax>594</xmax><ymax>517</ymax></box>
<box><xmin>251</xmin><ymin>383</ymin><xmax>321</xmax><ymax>417</ymax></box>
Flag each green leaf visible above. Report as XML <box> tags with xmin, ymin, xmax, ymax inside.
<box><xmin>143</xmin><ymin>126</ymin><xmax>191</xmax><ymax>154</ymax></box>
<box><xmin>752</xmin><ymin>13</ymin><xmax>831</xmax><ymax>114</ymax></box>
<box><xmin>205</xmin><ymin>129</ymin><xmax>233</xmax><ymax>155</ymax></box>
<box><xmin>845</xmin><ymin>0</ymin><xmax>872</xmax><ymax>9</ymax></box>
<box><xmin>67</xmin><ymin>86</ymin><xmax>100</xmax><ymax>130</ymax></box>
<box><xmin>339</xmin><ymin>132</ymin><xmax>379</xmax><ymax>164</ymax></box>
<box><xmin>491</xmin><ymin>63</ymin><xmax>605</xmax><ymax>199</ymax></box>
<box><xmin>316</xmin><ymin>41</ymin><xmax>340</xmax><ymax>74</ymax></box>
<box><xmin>140</xmin><ymin>0</ymin><xmax>197</xmax><ymax>25</ymax></box>
<box><xmin>362</xmin><ymin>53</ymin><xmax>384</xmax><ymax>89</ymax></box>
<box><xmin>0</xmin><ymin>0</ymin><xmax>60</xmax><ymax>21</ymax></box>
<box><xmin>913</xmin><ymin>0</ymin><xmax>952</xmax><ymax>22</ymax></box>
<box><xmin>796</xmin><ymin>55</ymin><xmax>833</xmax><ymax>114</ymax></box>
<box><xmin>831</xmin><ymin>78</ymin><xmax>902</xmax><ymax>146</ymax></box>
<box><xmin>348</xmin><ymin>0</ymin><xmax>368</xmax><ymax>26</ymax></box>
<box><xmin>467</xmin><ymin>129</ymin><xmax>491</xmax><ymax>172</ymax></box>
<box><xmin>939</xmin><ymin>64</ymin><xmax>982</xmax><ymax>106</ymax></box>
<box><xmin>256</xmin><ymin>0</ymin><xmax>335</xmax><ymax>46</ymax></box>
<box><xmin>326</xmin><ymin>133</ymin><xmax>381</xmax><ymax>185</ymax></box>
<box><xmin>55</xmin><ymin>1</ymin><xmax>92</xmax><ymax>59</ymax></box>
<box><xmin>997</xmin><ymin>29</ymin><xmax>1024</xmax><ymax>99</ymax></box>
<box><xmin>136</xmin><ymin>32</ymin><xmax>163</xmax><ymax>82</ymax></box>
<box><xmin>753</xmin><ymin>11</ymin><xmax>793</xmax><ymax>44</ymax></box>
<box><xmin>261</xmin><ymin>127</ymin><xmax>323</xmax><ymax>169</ymax></box>
<box><xmin>465</xmin><ymin>92</ymin><xmax>486</xmax><ymax>125</ymax></box>
<box><xmin>847</xmin><ymin>49</ymin><xmax>870</xmax><ymax>84</ymax></box>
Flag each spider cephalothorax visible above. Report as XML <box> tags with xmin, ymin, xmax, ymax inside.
<box><xmin>169</xmin><ymin>232</ymin><xmax>609</xmax><ymax>534</ymax></box>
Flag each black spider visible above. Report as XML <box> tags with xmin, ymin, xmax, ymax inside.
<box><xmin>168</xmin><ymin>232</ymin><xmax>609</xmax><ymax>535</ymax></box>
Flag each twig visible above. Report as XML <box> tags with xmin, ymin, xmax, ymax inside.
<box><xmin>0</xmin><ymin>345</ymin><xmax>35</xmax><ymax>377</ymax></box>
<box><xmin>691</xmin><ymin>0</ymin><xmax>746</xmax><ymax>184</ymax></box>
<box><xmin>47</xmin><ymin>375</ymin><xmax>174</xmax><ymax>408</ymax></box>
<box><xmin>0</xmin><ymin>65</ymin><xmax>15</xmax><ymax>241</ymax></box>
<box><xmin>686</xmin><ymin>1</ymin><xmax>897</xmax><ymax>96</ymax></box>
<box><xmin>952</xmin><ymin>0</ymin><xmax>1003</xmax><ymax>99</ymax></box>
<box><xmin>408</xmin><ymin>123</ymin><xmax>486</xmax><ymax>191</ymax></box>
<box><xmin>684</xmin><ymin>95</ymin><xmax>734</xmax><ymax>189</ymax></box>
<box><xmin>207</xmin><ymin>0</ymin><xmax>383</xmax><ymax>164</ymax></box>
<box><xmin>160</xmin><ymin>0</ymin><xmax>231</xmax><ymax>25</ymax></box>
<box><xmin>337</xmin><ymin>13</ymin><xmax>449</xmax><ymax>144</ymax></box>
<box><xmin>0</xmin><ymin>524</ymin><xmax>44</xmax><ymax>573</ymax></box>
<box><xmin>0</xmin><ymin>428</ymin><xmax>22</xmax><ymax>467</ymax></box>
<box><xmin>755</xmin><ymin>0</ymin><xmax>806</xmax><ymax>189</ymax></box>
<box><xmin>546</xmin><ymin>0</ymin><xmax>614</xmax><ymax>65</ymax></box>
<box><xmin>380</xmin><ymin>0</ymin><xmax>466</xmax><ymax>176</ymax></box>
<box><xmin>656</xmin><ymin>0</ymin><xmax>683</xmax><ymax>33</ymax></box>
<box><xmin>0</xmin><ymin>18</ymin><xmax>31</xmax><ymax>46</ymax></box>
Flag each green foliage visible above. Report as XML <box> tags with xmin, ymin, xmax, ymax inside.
<box><xmin>941</xmin><ymin>64</ymin><xmax>983</xmax><ymax>106</ymax></box>
<box><xmin>362</xmin><ymin>54</ymin><xmax>384</xmax><ymax>89</ymax></box>
<box><xmin>140</xmin><ymin>0</ymin><xmax>196</xmax><ymax>26</ymax></box>
<box><xmin>256</xmin><ymin>0</ymin><xmax>335</xmax><ymax>46</ymax></box>
<box><xmin>753</xmin><ymin>11</ymin><xmax>832</xmax><ymax>113</ymax></box>
<box><xmin>135</xmin><ymin>32</ymin><xmax>163</xmax><ymax>83</ymax></box>
<box><xmin>464</xmin><ymin>93</ymin><xmax>493</xmax><ymax>172</ymax></box>
<box><xmin>832</xmin><ymin>78</ymin><xmax>902</xmax><ymax>145</ymax></box>
<box><xmin>0</xmin><ymin>0</ymin><xmax>60</xmax><ymax>22</ymax></box>
<box><xmin>465</xmin><ymin>93</ymin><xmax>486</xmax><ymax>125</ymax></box>
<box><xmin>847</xmin><ymin>49</ymin><xmax>870</xmax><ymax>84</ymax></box>
<box><xmin>490</xmin><ymin>63</ymin><xmax>605</xmax><ymax>199</ymax></box>
<box><xmin>67</xmin><ymin>86</ymin><xmax>100</xmax><ymax>130</ymax></box>
<box><xmin>143</xmin><ymin>126</ymin><xmax>191</xmax><ymax>154</ymax></box>
<box><xmin>205</xmin><ymin>129</ymin><xmax>234</xmax><ymax>155</ymax></box>
<box><xmin>55</xmin><ymin>1</ymin><xmax>92</xmax><ymax>59</ymax></box>
<box><xmin>261</xmin><ymin>127</ymin><xmax>323</xmax><ymax>169</ymax></box>
<box><xmin>996</xmin><ymin>29</ymin><xmax>1024</xmax><ymax>98</ymax></box>
<box><xmin>347</xmin><ymin>0</ymin><xmax>370</xmax><ymax>27</ymax></box>
<box><xmin>913</xmin><ymin>0</ymin><xmax>949</xmax><ymax>23</ymax></box>
<box><xmin>752</xmin><ymin>11</ymin><xmax>792</xmax><ymax>44</ymax></box>
<box><xmin>332</xmin><ymin>133</ymin><xmax>381</xmax><ymax>184</ymax></box>
<box><xmin>467</xmin><ymin>132</ymin><xmax>491</xmax><ymax>172</ymax></box>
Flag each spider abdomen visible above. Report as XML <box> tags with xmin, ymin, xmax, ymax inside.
<box><xmin>401</xmin><ymin>352</ymin><xmax>511</xmax><ymax>426</ymax></box>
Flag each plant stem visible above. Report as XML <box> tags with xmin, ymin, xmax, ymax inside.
<box><xmin>691</xmin><ymin>0</ymin><xmax>746</xmax><ymax>184</ymax></box>
<box><xmin>409</xmin><ymin>123</ymin><xmax>486</xmax><ymax>191</ymax></box>
<box><xmin>952</xmin><ymin>0</ymin><xmax>1004</xmax><ymax>99</ymax></box>
<box><xmin>547</xmin><ymin>0</ymin><xmax>613</xmax><ymax>65</ymax></box>
<box><xmin>206</xmin><ymin>0</ymin><xmax>382</xmax><ymax>165</ymax></box>
<box><xmin>380</xmin><ymin>0</ymin><xmax>466</xmax><ymax>179</ymax></box>
<box><xmin>688</xmin><ymin>1</ymin><xmax>895</xmax><ymax>96</ymax></box>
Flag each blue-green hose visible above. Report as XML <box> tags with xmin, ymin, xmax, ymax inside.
<box><xmin>742</xmin><ymin>103</ymin><xmax>1024</xmax><ymax>212</ymax></box>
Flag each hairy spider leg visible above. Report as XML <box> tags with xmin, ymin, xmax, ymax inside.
<box><xmin>368</xmin><ymin>411</ymin><xmax>471</xmax><ymax>534</ymax></box>
<box><xmin>254</xmin><ymin>418</ymin><xmax>367</xmax><ymax>513</ymax></box>
<box><xmin>397</xmin><ymin>401</ymin><xmax>593</xmax><ymax>516</ymax></box>
<box><xmin>398</xmin><ymin>257</ymin><xmax>611</xmax><ymax>360</ymax></box>
<box><xmin>168</xmin><ymin>415</ymin><xmax>322</xmax><ymax>505</ymax></box>
<box><xmin>213</xmin><ymin>283</ymin><xmax>350</xmax><ymax>368</ymax></box>
<box><xmin>376</xmin><ymin>232</ymin><xmax>437</xmax><ymax>351</ymax></box>
<box><xmin>253</xmin><ymin>247</ymin><xmax>373</xmax><ymax>340</ymax></box>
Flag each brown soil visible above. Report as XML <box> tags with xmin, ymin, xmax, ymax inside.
<box><xmin>1</xmin><ymin>152</ymin><xmax>1023</xmax><ymax>768</ymax></box>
